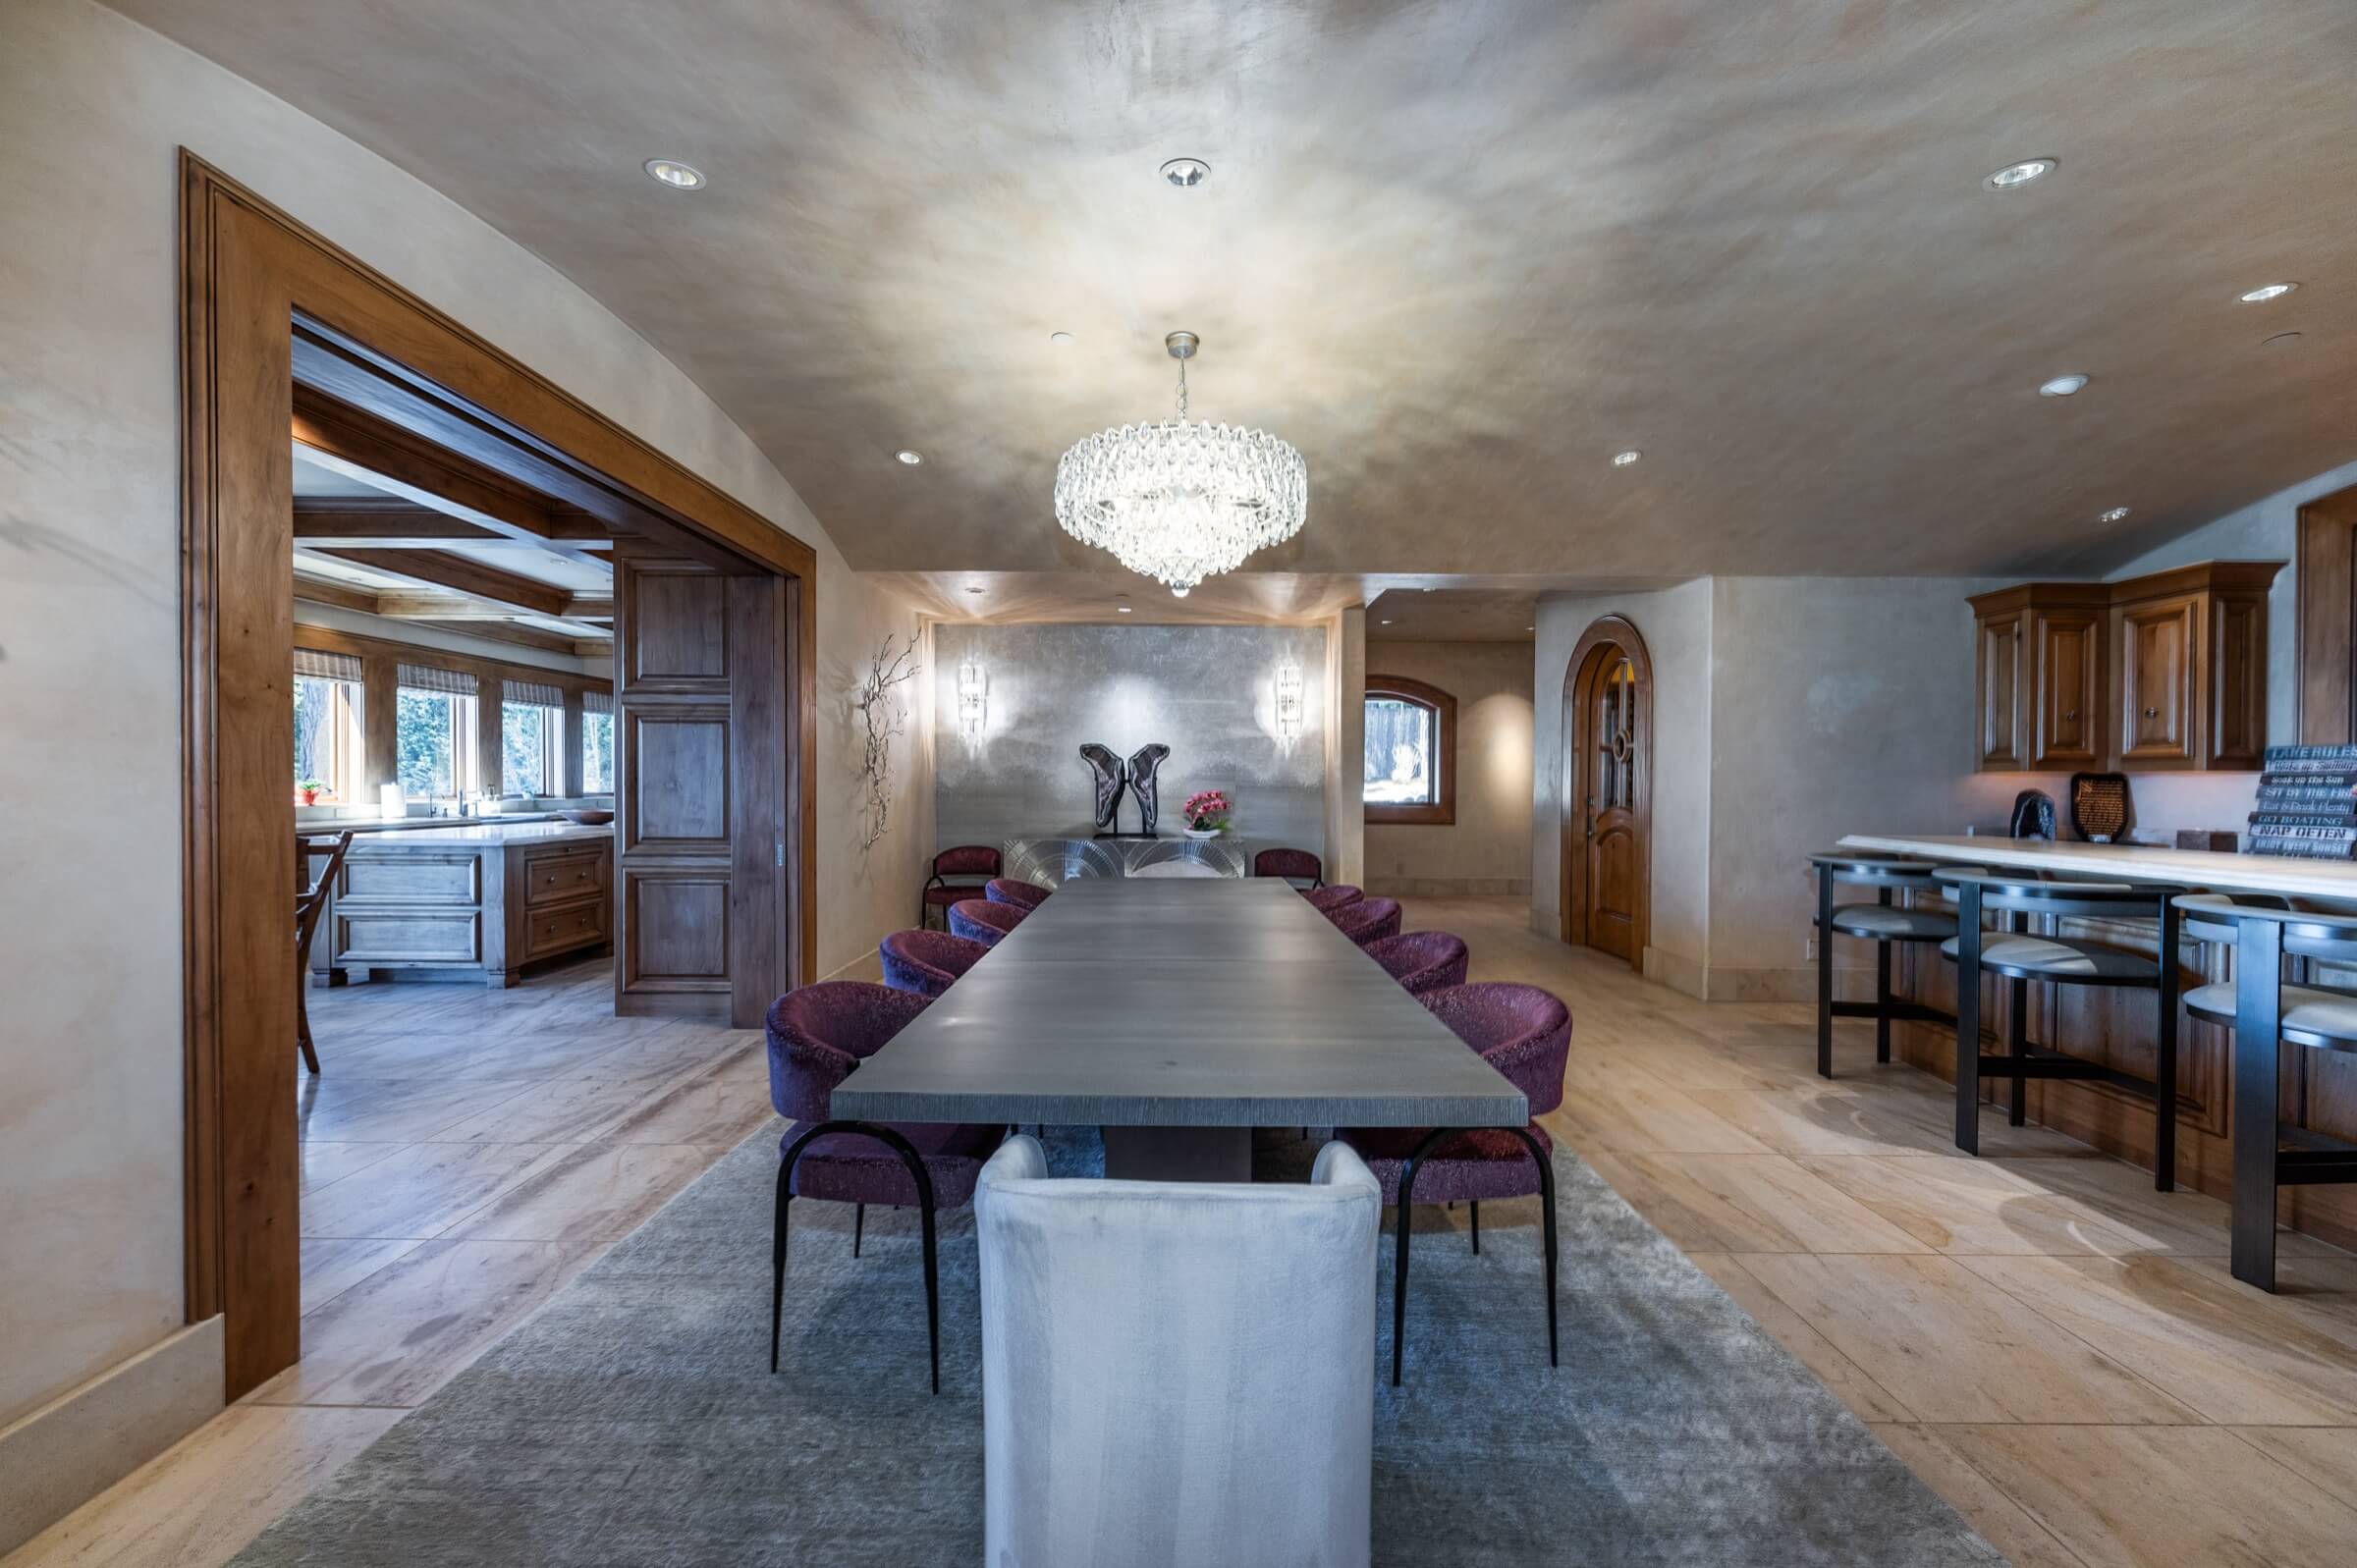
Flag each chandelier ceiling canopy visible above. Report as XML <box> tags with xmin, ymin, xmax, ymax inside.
<box><xmin>1054</xmin><ymin>331</ymin><xmax>1307</xmax><ymax>598</ymax></box>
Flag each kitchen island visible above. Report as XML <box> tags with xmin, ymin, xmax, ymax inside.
<box><xmin>1832</xmin><ymin>830</ymin><xmax>2357</xmax><ymax>1258</ymax></box>
<box><xmin>303</xmin><ymin>820</ymin><xmax>613</xmax><ymax>987</ymax></box>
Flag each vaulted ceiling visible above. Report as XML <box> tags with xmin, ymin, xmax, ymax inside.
<box><xmin>121</xmin><ymin>0</ymin><xmax>2357</xmax><ymax>604</ymax></box>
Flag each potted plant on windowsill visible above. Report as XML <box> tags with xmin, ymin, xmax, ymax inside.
<box><xmin>295</xmin><ymin>778</ymin><xmax>325</xmax><ymax>806</ymax></box>
<box><xmin>1181</xmin><ymin>789</ymin><xmax>1231</xmax><ymax>839</ymax></box>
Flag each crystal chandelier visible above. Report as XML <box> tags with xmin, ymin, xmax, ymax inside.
<box><xmin>1054</xmin><ymin>331</ymin><xmax>1307</xmax><ymax>597</ymax></box>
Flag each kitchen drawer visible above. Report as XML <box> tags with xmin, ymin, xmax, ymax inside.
<box><xmin>335</xmin><ymin>910</ymin><xmax>481</xmax><ymax>965</ymax></box>
<box><xmin>524</xmin><ymin>898</ymin><xmax>608</xmax><ymax>960</ymax></box>
<box><xmin>524</xmin><ymin>847</ymin><xmax>609</xmax><ymax>908</ymax></box>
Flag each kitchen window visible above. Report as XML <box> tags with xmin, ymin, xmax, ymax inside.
<box><xmin>396</xmin><ymin>663</ymin><xmax>478</xmax><ymax>802</ymax></box>
<box><xmin>293</xmin><ymin>648</ymin><xmax>363</xmax><ymax>803</ymax></box>
<box><xmin>581</xmin><ymin>688</ymin><xmax>616</xmax><ymax>794</ymax></box>
<box><xmin>502</xmin><ymin>678</ymin><xmax>566</xmax><ymax>797</ymax></box>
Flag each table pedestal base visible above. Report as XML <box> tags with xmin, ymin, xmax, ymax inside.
<box><xmin>1102</xmin><ymin>1125</ymin><xmax>1252</xmax><ymax>1182</ymax></box>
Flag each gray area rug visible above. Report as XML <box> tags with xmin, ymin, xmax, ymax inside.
<box><xmin>234</xmin><ymin>1128</ymin><xmax>2001</xmax><ymax>1566</ymax></box>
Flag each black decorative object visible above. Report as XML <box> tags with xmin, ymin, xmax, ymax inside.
<box><xmin>1079</xmin><ymin>743</ymin><xmax>1124</xmax><ymax>833</ymax></box>
<box><xmin>2068</xmin><ymin>771</ymin><xmax>2131</xmax><ymax>843</ymax></box>
<box><xmin>1127</xmin><ymin>743</ymin><xmax>1171</xmax><ymax>838</ymax></box>
<box><xmin>2007</xmin><ymin>789</ymin><xmax>2056</xmax><ymax>840</ymax></box>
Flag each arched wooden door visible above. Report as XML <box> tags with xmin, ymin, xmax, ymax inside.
<box><xmin>1562</xmin><ymin>616</ymin><xmax>1652</xmax><ymax>967</ymax></box>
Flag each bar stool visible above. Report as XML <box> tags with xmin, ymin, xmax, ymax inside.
<box><xmin>1938</xmin><ymin>868</ymin><xmax>2186</xmax><ymax>1189</ymax></box>
<box><xmin>1807</xmin><ymin>852</ymin><xmax>1971</xmax><ymax>1080</ymax></box>
<box><xmin>2173</xmin><ymin>893</ymin><xmax>2357</xmax><ymax>1291</ymax></box>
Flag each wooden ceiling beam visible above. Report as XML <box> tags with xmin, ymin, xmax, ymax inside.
<box><xmin>314</xmin><ymin>547</ymin><xmax>570</xmax><ymax>617</ymax></box>
<box><xmin>412</xmin><ymin>619</ymin><xmax>579</xmax><ymax>656</ymax></box>
<box><xmin>561</xmin><ymin>594</ymin><xmax>613</xmax><ymax>621</ymax></box>
<box><xmin>292</xmin><ymin>575</ymin><xmax>382</xmax><ymax>615</ymax></box>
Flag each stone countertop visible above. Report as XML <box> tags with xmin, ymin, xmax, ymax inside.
<box><xmin>1837</xmin><ymin>833</ymin><xmax>2357</xmax><ymax>901</ymax></box>
<box><xmin>310</xmin><ymin>820</ymin><xmax>614</xmax><ymax>849</ymax></box>
<box><xmin>294</xmin><ymin>809</ymin><xmax>599</xmax><ymax>835</ymax></box>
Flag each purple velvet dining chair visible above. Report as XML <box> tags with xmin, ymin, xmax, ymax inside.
<box><xmin>1340</xmin><ymin>981</ymin><xmax>1572</xmax><ymax>1384</ymax></box>
<box><xmin>765</xmin><ymin>981</ymin><xmax>1006</xmax><ymax>1393</ymax></box>
<box><xmin>949</xmin><ymin>898</ymin><xmax>1027</xmax><ymax>947</ymax></box>
<box><xmin>920</xmin><ymin>844</ymin><xmax>1002</xmax><ymax>929</ymax></box>
<box><xmin>878</xmin><ymin>929</ymin><xmax>990</xmax><ymax>1000</ymax></box>
<box><xmin>984</xmin><ymin>877</ymin><xmax>1053</xmax><ymax>910</ymax></box>
<box><xmin>1253</xmin><ymin>846</ymin><xmax>1325</xmax><ymax>889</ymax></box>
<box><xmin>1328</xmin><ymin>895</ymin><xmax>1402</xmax><ymax>946</ymax></box>
<box><xmin>1362</xmin><ymin>930</ymin><xmax>1470</xmax><ymax>996</ymax></box>
<box><xmin>1303</xmin><ymin>884</ymin><xmax>1362</xmax><ymax>914</ymax></box>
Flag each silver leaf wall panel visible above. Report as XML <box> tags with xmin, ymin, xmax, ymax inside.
<box><xmin>933</xmin><ymin>622</ymin><xmax>1329</xmax><ymax>858</ymax></box>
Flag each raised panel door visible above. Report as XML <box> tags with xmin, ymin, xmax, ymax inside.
<box><xmin>2032</xmin><ymin>610</ymin><xmax>2104</xmax><ymax>769</ymax></box>
<box><xmin>2119</xmin><ymin>596</ymin><xmax>2199</xmax><ymax>767</ymax></box>
<box><xmin>1584</xmin><ymin>652</ymin><xmax>1641</xmax><ymax>962</ymax></box>
<box><xmin>2209</xmin><ymin>594</ymin><xmax>2268</xmax><ymax>769</ymax></box>
<box><xmin>1975</xmin><ymin>610</ymin><xmax>2025</xmax><ymax>770</ymax></box>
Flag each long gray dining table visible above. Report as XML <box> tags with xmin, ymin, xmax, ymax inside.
<box><xmin>832</xmin><ymin>877</ymin><xmax>1527</xmax><ymax>1180</ymax></box>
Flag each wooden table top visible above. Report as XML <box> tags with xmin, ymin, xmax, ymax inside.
<box><xmin>832</xmin><ymin>878</ymin><xmax>1528</xmax><ymax>1129</ymax></box>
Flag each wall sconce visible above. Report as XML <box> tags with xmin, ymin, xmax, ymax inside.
<box><xmin>1275</xmin><ymin>662</ymin><xmax>1303</xmax><ymax>740</ymax></box>
<box><xmin>958</xmin><ymin>656</ymin><xmax>988</xmax><ymax>739</ymax></box>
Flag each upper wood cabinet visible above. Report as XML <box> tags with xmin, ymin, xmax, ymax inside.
<box><xmin>1968</xmin><ymin>562</ymin><xmax>2280</xmax><ymax>774</ymax></box>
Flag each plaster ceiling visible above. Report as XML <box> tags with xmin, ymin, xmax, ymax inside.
<box><xmin>133</xmin><ymin>0</ymin><xmax>2357</xmax><ymax>602</ymax></box>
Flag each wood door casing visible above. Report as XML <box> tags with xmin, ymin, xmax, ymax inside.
<box><xmin>1560</xmin><ymin>616</ymin><xmax>1652</xmax><ymax>970</ymax></box>
<box><xmin>181</xmin><ymin>155</ymin><xmax>817</xmax><ymax>1395</ymax></box>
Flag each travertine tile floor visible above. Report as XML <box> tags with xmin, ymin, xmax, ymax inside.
<box><xmin>14</xmin><ymin>901</ymin><xmax>2357</xmax><ymax>1567</ymax></box>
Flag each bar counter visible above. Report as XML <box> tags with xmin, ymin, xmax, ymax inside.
<box><xmin>1838</xmin><ymin>833</ymin><xmax>2357</xmax><ymax>902</ymax></box>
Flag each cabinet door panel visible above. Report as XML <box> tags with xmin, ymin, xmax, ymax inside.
<box><xmin>1976</xmin><ymin>611</ymin><xmax>2024</xmax><ymax>770</ymax></box>
<box><xmin>2210</xmin><ymin>595</ymin><xmax>2268</xmax><ymax>769</ymax></box>
<box><xmin>2119</xmin><ymin>597</ymin><xmax>2198</xmax><ymax>767</ymax></box>
<box><xmin>2033</xmin><ymin>611</ymin><xmax>2104</xmax><ymax>768</ymax></box>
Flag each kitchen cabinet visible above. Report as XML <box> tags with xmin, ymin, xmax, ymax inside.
<box><xmin>304</xmin><ymin>821</ymin><xmax>612</xmax><ymax>987</ymax></box>
<box><xmin>1967</xmin><ymin>562</ymin><xmax>2279</xmax><ymax>774</ymax></box>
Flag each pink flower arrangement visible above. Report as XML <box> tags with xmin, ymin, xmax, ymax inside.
<box><xmin>1182</xmin><ymin>789</ymin><xmax>1232</xmax><ymax>832</ymax></box>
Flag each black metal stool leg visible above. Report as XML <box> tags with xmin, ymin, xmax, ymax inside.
<box><xmin>1876</xmin><ymin>888</ymin><xmax>1894</xmax><ymax>1064</ymax></box>
<box><xmin>1816</xmin><ymin>864</ymin><xmax>1836</xmax><ymax>1079</ymax></box>
<box><xmin>2155</xmin><ymin>892</ymin><xmax>2183</xmax><ymax>1193</ymax></box>
<box><xmin>2007</xmin><ymin>978</ymin><xmax>2029</xmax><ymax>1127</ymax></box>
<box><xmin>2230</xmin><ymin>918</ymin><xmax>2283</xmax><ymax>1288</ymax></box>
<box><xmin>1954</xmin><ymin>881</ymin><xmax>1984</xmax><ymax>1156</ymax></box>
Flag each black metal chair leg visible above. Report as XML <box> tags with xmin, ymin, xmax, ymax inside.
<box><xmin>1954</xmin><ymin>881</ymin><xmax>1984</xmax><ymax>1156</ymax></box>
<box><xmin>2155</xmin><ymin>892</ymin><xmax>2183</xmax><ymax>1193</ymax></box>
<box><xmin>2008</xmin><ymin>977</ymin><xmax>2029</xmax><ymax>1127</ymax></box>
<box><xmin>769</xmin><ymin>1163</ymin><xmax>793</xmax><ymax>1374</ymax></box>
<box><xmin>852</xmin><ymin>1203</ymin><xmax>864</xmax><ymax>1258</ymax></box>
<box><xmin>1469</xmin><ymin>1200</ymin><xmax>1480</xmax><ymax>1255</ymax></box>
<box><xmin>775</xmin><ymin>1119</ymin><xmax>939</xmax><ymax>1391</ymax></box>
<box><xmin>1510</xmin><ymin>1126</ymin><xmax>1560</xmax><ymax>1369</ymax></box>
<box><xmin>1392</xmin><ymin>1128</ymin><xmax>1452</xmax><ymax>1386</ymax></box>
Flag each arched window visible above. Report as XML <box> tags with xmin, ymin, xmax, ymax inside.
<box><xmin>1362</xmin><ymin>675</ymin><xmax>1456</xmax><ymax>825</ymax></box>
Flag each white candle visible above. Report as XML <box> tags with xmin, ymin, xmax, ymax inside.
<box><xmin>379</xmin><ymin>783</ymin><xmax>407</xmax><ymax>821</ymax></box>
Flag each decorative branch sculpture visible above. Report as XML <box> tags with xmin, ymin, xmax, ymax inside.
<box><xmin>853</xmin><ymin>630</ymin><xmax>920</xmax><ymax>851</ymax></box>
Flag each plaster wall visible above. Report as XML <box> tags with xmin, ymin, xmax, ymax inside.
<box><xmin>1363</xmin><ymin>640</ymin><xmax>1533</xmax><ymax>896</ymax></box>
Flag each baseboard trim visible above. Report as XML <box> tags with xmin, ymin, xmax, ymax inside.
<box><xmin>1703</xmin><ymin>964</ymin><xmax>1875</xmax><ymax>1004</ymax></box>
<box><xmin>0</xmin><ymin>1317</ymin><xmax>224</xmax><ymax>1555</ymax></box>
<box><xmin>1640</xmin><ymin>946</ymin><xmax>1708</xmax><ymax>1000</ymax></box>
<box><xmin>1366</xmin><ymin>877</ymin><xmax>1531</xmax><ymax>899</ymax></box>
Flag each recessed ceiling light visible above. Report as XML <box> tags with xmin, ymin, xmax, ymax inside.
<box><xmin>895</xmin><ymin>450</ymin><xmax>923</xmax><ymax>465</ymax></box>
<box><xmin>1611</xmin><ymin>450</ymin><xmax>1642</xmax><ymax>467</ymax></box>
<box><xmin>1116</xmin><ymin>605</ymin><xmax>1132</xmax><ymax>613</ymax></box>
<box><xmin>1524</xmin><ymin>625</ymin><xmax>1535</xmax><ymax>632</ymax></box>
<box><xmin>964</xmin><ymin>585</ymin><xmax>984</xmax><ymax>595</ymax></box>
<box><xmin>642</xmin><ymin>158</ymin><xmax>705</xmax><ymax>189</ymax></box>
<box><xmin>1160</xmin><ymin>157</ymin><xmax>1209</xmax><ymax>188</ymax></box>
<box><xmin>1049</xmin><ymin>331</ymin><xmax>1075</xmax><ymax>346</ymax></box>
<box><xmin>1983</xmin><ymin>157</ymin><xmax>2056</xmax><ymax>191</ymax></box>
<box><xmin>2100</xmin><ymin>507</ymin><xmax>2131</xmax><ymax>523</ymax></box>
<box><xmin>1380</xmin><ymin>618</ymin><xmax>1394</xmax><ymax>625</ymax></box>
<box><xmin>2238</xmin><ymin>283</ymin><xmax>2297</xmax><ymax>303</ymax></box>
<box><xmin>2038</xmin><ymin>373</ymin><xmax>2089</xmax><ymax>397</ymax></box>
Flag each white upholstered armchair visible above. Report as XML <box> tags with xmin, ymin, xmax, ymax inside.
<box><xmin>974</xmin><ymin>1134</ymin><xmax>1382</xmax><ymax>1568</ymax></box>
